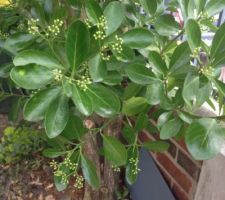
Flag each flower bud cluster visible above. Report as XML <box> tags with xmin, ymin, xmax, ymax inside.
<box><xmin>50</xmin><ymin>156</ymin><xmax>79</xmax><ymax>185</ymax></box>
<box><xmin>76</xmin><ymin>71</ymin><xmax>92</xmax><ymax>91</ymax></box>
<box><xmin>64</xmin><ymin>156</ymin><xmax>78</xmax><ymax>170</ymax></box>
<box><xmin>199</xmin><ymin>66</ymin><xmax>213</xmax><ymax>76</ymax></box>
<box><xmin>129</xmin><ymin>157</ymin><xmax>140</xmax><ymax>175</ymax></box>
<box><xmin>0</xmin><ymin>31</ymin><xmax>9</xmax><ymax>39</ymax></box>
<box><xmin>85</xmin><ymin>19</ymin><xmax>92</xmax><ymax>29</ymax></box>
<box><xmin>111</xmin><ymin>35</ymin><xmax>123</xmax><ymax>54</ymax></box>
<box><xmin>94</xmin><ymin>16</ymin><xmax>107</xmax><ymax>40</ymax></box>
<box><xmin>112</xmin><ymin>165</ymin><xmax>121</xmax><ymax>173</ymax></box>
<box><xmin>46</xmin><ymin>19</ymin><xmax>63</xmax><ymax>37</ymax></box>
<box><xmin>100</xmin><ymin>45</ymin><xmax>111</xmax><ymax>61</ymax></box>
<box><xmin>74</xmin><ymin>174</ymin><xmax>84</xmax><ymax>189</ymax></box>
<box><xmin>17</xmin><ymin>23</ymin><xmax>25</xmax><ymax>31</ymax></box>
<box><xmin>28</xmin><ymin>18</ymin><xmax>40</xmax><ymax>36</ymax></box>
<box><xmin>52</xmin><ymin>69</ymin><xmax>63</xmax><ymax>81</ymax></box>
<box><xmin>191</xmin><ymin>47</ymin><xmax>201</xmax><ymax>58</ymax></box>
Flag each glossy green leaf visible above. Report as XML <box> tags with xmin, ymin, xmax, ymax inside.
<box><xmin>23</xmin><ymin>87</ymin><xmax>61</xmax><ymax>121</ymax></box>
<box><xmin>157</xmin><ymin>111</ymin><xmax>173</xmax><ymax>129</ymax></box>
<box><xmin>62</xmin><ymin>114</ymin><xmax>86</xmax><ymax>141</ymax></box>
<box><xmin>122</xmin><ymin>28</ymin><xmax>154</xmax><ymax>49</ymax></box>
<box><xmin>71</xmin><ymin>84</ymin><xmax>93</xmax><ymax>116</ymax></box>
<box><xmin>45</xmin><ymin>95</ymin><xmax>69</xmax><ymax>138</ymax></box>
<box><xmin>103</xmin><ymin>71</ymin><xmax>123</xmax><ymax>86</ymax></box>
<box><xmin>185</xmin><ymin>118</ymin><xmax>225</xmax><ymax>160</ymax></box>
<box><xmin>205</xmin><ymin>0</ymin><xmax>225</xmax><ymax>17</ymax></box>
<box><xmin>43</xmin><ymin>148</ymin><xmax>66</xmax><ymax>158</ymax></box>
<box><xmin>122</xmin><ymin>97</ymin><xmax>149</xmax><ymax>116</ymax></box>
<box><xmin>195</xmin><ymin>0</ymin><xmax>207</xmax><ymax>14</ymax></box>
<box><xmin>54</xmin><ymin>175</ymin><xmax>68</xmax><ymax>192</ymax></box>
<box><xmin>135</xmin><ymin>113</ymin><xmax>149</xmax><ymax>132</ymax></box>
<box><xmin>86</xmin><ymin>84</ymin><xmax>121</xmax><ymax>117</ymax></box>
<box><xmin>113</xmin><ymin>45</ymin><xmax>135</xmax><ymax>62</ymax></box>
<box><xmin>142</xmin><ymin>140</ymin><xmax>170</xmax><ymax>152</ymax></box>
<box><xmin>103</xmin><ymin>135</ymin><xmax>127</xmax><ymax>166</ymax></box>
<box><xmin>122</xmin><ymin>124</ymin><xmax>136</xmax><ymax>144</ymax></box>
<box><xmin>4</xmin><ymin>33</ymin><xmax>34</xmax><ymax>55</ymax></box>
<box><xmin>0</xmin><ymin>63</ymin><xmax>12</xmax><ymax>78</ymax></box>
<box><xmin>148</xmin><ymin>51</ymin><xmax>168</xmax><ymax>76</ymax></box>
<box><xmin>155</xmin><ymin>14</ymin><xmax>180</xmax><ymax>37</ymax></box>
<box><xmin>211</xmin><ymin>22</ymin><xmax>225</xmax><ymax>58</ymax></box>
<box><xmin>185</xmin><ymin>19</ymin><xmax>201</xmax><ymax>50</ymax></box>
<box><xmin>81</xmin><ymin>154</ymin><xmax>100</xmax><ymax>189</ymax></box>
<box><xmin>66</xmin><ymin>21</ymin><xmax>90</xmax><ymax>72</ymax></box>
<box><xmin>125</xmin><ymin>146</ymin><xmax>138</xmax><ymax>185</ymax></box>
<box><xmin>123</xmin><ymin>83</ymin><xmax>143</xmax><ymax>100</ymax></box>
<box><xmin>85</xmin><ymin>0</ymin><xmax>103</xmax><ymax>24</ymax></box>
<box><xmin>170</xmin><ymin>42</ymin><xmax>191</xmax><ymax>72</ymax></box>
<box><xmin>126</xmin><ymin>63</ymin><xmax>157</xmax><ymax>85</ymax></box>
<box><xmin>13</xmin><ymin>50</ymin><xmax>63</xmax><ymax>69</ymax></box>
<box><xmin>182</xmin><ymin>73</ymin><xmax>199</xmax><ymax>107</ymax></box>
<box><xmin>213</xmin><ymin>78</ymin><xmax>225</xmax><ymax>96</ymax></box>
<box><xmin>139</xmin><ymin>0</ymin><xmax>157</xmax><ymax>16</ymax></box>
<box><xmin>88</xmin><ymin>54</ymin><xmax>107</xmax><ymax>82</ymax></box>
<box><xmin>10</xmin><ymin>65</ymin><xmax>53</xmax><ymax>89</ymax></box>
<box><xmin>104</xmin><ymin>1</ymin><xmax>125</xmax><ymax>36</ymax></box>
<box><xmin>145</xmin><ymin>81</ymin><xmax>165</xmax><ymax>105</ymax></box>
<box><xmin>160</xmin><ymin>118</ymin><xmax>183</xmax><ymax>139</ymax></box>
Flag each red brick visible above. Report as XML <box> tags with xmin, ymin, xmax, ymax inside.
<box><xmin>172</xmin><ymin>182</ymin><xmax>189</xmax><ymax>200</ymax></box>
<box><xmin>177</xmin><ymin>150</ymin><xmax>201</xmax><ymax>181</ymax></box>
<box><xmin>156</xmin><ymin>153</ymin><xmax>192</xmax><ymax>193</ymax></box>
<box><xmin>139</xmin><ymin>132</ymin><xmax>151</xmax><ymax>142</ymax></box>
<box><xmin>175</xmin><ymin>139</ymin><xmax>189</xmax><ymax>153</ymax></box>
<box><xmin>168</xmin><ymin>140</ymin><xmax>177</xmax><ymax>158</ymax></box>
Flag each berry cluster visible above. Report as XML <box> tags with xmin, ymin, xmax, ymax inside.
<box><xmin>64</xmin><ymin>157</ymin><xmax>78</xmax><ymax>170</ymax></box>
<box><xmin>93</xmin><ymin>16</ymin><xmax>107</xmax><ymax>40</ymax></box>
<box><xmin>0</xmin><ymin>31</ymin><xmax>9</xmax><ymax>39</ymax></box>
<box><xmin>100</xmin><ymin>35</ymin><xmax>124</xmax><ymax>61</ymax></box>
<box><xmin>27</xmin><ymin>18</ymin><xmax>40</xmax><ymax>36</ymax></box>
<box><xmin>74</xmin><ymin>174</ymin><xmax>84</xmax><ymax>189</ymax></box>
<box><xmin>191</xmin><ymin>47</ymin><xmax>201</xmax><ymax>58</ymax></box>
<box><xmin>46</xmin><ymin>19</ymin><xmax>63</xmax><ymax>37</ymax></box>
<box><xmin>129</xmin><ymin>157</ymin><xmax>140</xmax><ymax>175</ymax></box>
<box><xmin>85</xmin><ymin>19</ymin><xmax>92</xmax><ymax>29</ymax></box>
<box><xmin>76</xmin><ymin>70</ymin><xmax>92</xmax><ymax>91</ymax></box>
<box><xmin>50</xmin><ymin>156</ymin><xmax>79</xmax><ymax>185</ymax></box>
<box><xmin>100</xmin><ymin>45</ymin><xmax>111</xmax><ymax>61</ymax></box>
<box><xmin>199</xmin><ymin>66</ymin><xmax>213</xmax><ymax>76</ymax></box>
<box><xmin>112</xmin><ymin>165</ymin><xmax>121</xmax><ymax>173</ymax></box>
<box><xmin>111</xmin><ymin>35</ymin><xmax>123</xmax><ymax>54</ymax></box>
<box><xmin>52</xmin><ymin>69</ymin><xmax>63</xmax><ymax>81</ymax></box>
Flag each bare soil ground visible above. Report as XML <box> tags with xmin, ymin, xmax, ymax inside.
<box><xmin>0</xmin><ymin>114</ymin><xmax>83</xmax><ymax>200</ymax></box>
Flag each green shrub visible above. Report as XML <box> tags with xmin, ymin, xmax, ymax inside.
<box><xmin>0</xmin><ymin>126</ymin><xmax>45</xmax><ymax>164</ymax></box>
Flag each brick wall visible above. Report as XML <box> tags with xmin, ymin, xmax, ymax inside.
<box><xmin>139</xmin><ymin>131</ymin><xmax>202</xmax><ymax>200</ymax></box>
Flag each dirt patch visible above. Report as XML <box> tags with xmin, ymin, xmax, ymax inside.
<box><xmin>0</xmin><ymin>157</ymin><xmax>84</xmax><ymax>200</ymax></box>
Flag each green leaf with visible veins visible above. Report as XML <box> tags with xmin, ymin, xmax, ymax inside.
<box><xmin>10</xmin><ymin>65</ymin><xmax>53</xmax><ymax>90</ymax></box>
<box><xmin>86</xmin><ymin>84</ymin><xmax>120</xmax><ymax>117</ymax></box>
<box><xmin>185</xmin><ymin>118</ymin><xmax>225</xmax><ymax>160</ymax></box>
<box><xmin>23</xmin><ymin>87</ymin><xmax>61</xmax><ymax>121</ymax></box>
<box><xmin>66</xmin><ymin>20</ymin><xmax>90</xmax><ymax>72</ymax></box>
<box><xmin>81</xmin><ymin>154</ymin><xmax>100</xmax><ymax>189</ymax></box>
<box><xmin>13</xmin><ymin>50</ymin><xmax>63</xmax><ymax>69</ymax></box>
<box><xmin>103</xmin><ymin>135</ymin><xmax>127</xmax><ymax>166</ymax></box>
<box><xmin>45</xmin><ymin>95</ymin><xmax>69</xmax><ymax>138</ymax></box>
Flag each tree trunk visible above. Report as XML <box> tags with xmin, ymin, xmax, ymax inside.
<box><xmin>83</xmin><ymin>117</ymin><xmax>122</xmax><ymax>200</ymax></box>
